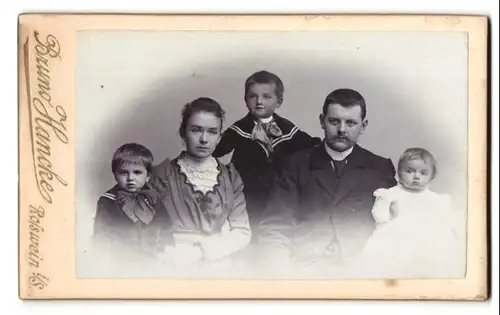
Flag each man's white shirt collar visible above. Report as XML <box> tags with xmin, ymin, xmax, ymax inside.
<box><xmin>324</xmin><ymin>142</ymin><xmax>354</xmax><ymax>161</ymax></box>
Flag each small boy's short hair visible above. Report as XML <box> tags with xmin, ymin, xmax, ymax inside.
<box><xmin>244</xmin><ymin>70</ymin><xmax>285</xmax><ymax>103</ymax></box>
<box><xmin>323</xmin><ymin>88</ymin><xmax>367</xmax><ymax>119</ymax></box>
<box><xmin>111</xmin><ymin>143</ymin><xmax>154</xmax><ymax>174</ymax></box>
<box><xmin>397</xmin><ymin>147</ymin><xmax>437</xmax><ymax>180</ymax></box>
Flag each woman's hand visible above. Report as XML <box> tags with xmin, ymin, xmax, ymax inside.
<box><xmin>162</xmin><ymin>243</ymin><xmax>203</xmax><ymax>266</ymax></box>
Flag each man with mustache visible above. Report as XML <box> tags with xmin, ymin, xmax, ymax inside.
<box><xmin>257</xmin><ymin>88</ymin><xmax>397</xmax><ymax>275</ymax></box>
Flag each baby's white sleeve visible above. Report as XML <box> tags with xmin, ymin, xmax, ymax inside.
<box><xmin>371</xmin><ymin>188</ymin><xmax>393</xmax><ymax>224</ymax></box>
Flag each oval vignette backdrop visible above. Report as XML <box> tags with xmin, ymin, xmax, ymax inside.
<box><xmin>75</xmin><ymin>31</ymin><xmax>468</xmax><ymax>277</ymax></box>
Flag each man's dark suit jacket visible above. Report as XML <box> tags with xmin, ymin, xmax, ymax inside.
<box><xmin>258</xmin><ymin>143</ymin><xmax>397</xmax><ymax>261</ymax></box>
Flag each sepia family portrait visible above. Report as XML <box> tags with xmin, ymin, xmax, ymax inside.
<box><xmin>74</xmin><ymin>29</ymin><xmax>469</xmax><ymax>280</ymax></box>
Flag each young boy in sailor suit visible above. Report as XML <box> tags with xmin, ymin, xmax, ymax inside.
<box><xmin>213</xmin><ymin>70</ymin><xmax>321</xmax><ymax>234</ymax></box>
<box><xmin>93</xmin><ymin>143</ymin><xmax>172</xmax><ymax>269</ymax></box>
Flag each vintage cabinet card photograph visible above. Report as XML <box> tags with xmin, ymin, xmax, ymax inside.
<box><xmin>18</xmin><ymin>14</ymin><xmax>488</xmax><ymax>300</ymax></box>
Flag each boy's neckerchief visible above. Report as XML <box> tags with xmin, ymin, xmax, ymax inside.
<box><xmin>252</xmin><ymin>119</ymin><xmax>283</xmax><ymax>153</ymax></box>
<box><xmin>115</xmin><ymin>186</ymin><xmax>158</xmax><ymax>225</ymax></box>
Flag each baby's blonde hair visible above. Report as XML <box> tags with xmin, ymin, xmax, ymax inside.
<box><xmin>397</xmin><ymin>147</ymin><xmax>437</xmax><ymax>180</ymax></box>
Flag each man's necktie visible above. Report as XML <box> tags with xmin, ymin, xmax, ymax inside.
<box><xmin>332</xmin><ymin>158</ymin><xmax>347</xmax><ymax>178</ymax></box>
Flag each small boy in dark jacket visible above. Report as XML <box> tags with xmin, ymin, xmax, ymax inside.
<box><xmin>213</xmin><ymin>70</ymin><xmax>321</xmax><ymax>234</ymax></box>
<box><xmin>93</xmin><ymin>143</ymin><xmax>172</xmax><ymax>268</ymax></box>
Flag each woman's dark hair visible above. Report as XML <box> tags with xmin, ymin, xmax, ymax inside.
<box><xmin>179</xmin><ymin>97</ymin><xmax>225</xmax><ymax>138</ymax></box>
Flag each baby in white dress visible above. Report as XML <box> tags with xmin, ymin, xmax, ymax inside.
<box><xmin>352</xmin><ymin>147</ymin><xmax>464</xmax><ymax>278</ymax></box>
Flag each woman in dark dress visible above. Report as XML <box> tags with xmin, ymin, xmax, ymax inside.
<box><xmin>149</xmin><ymin>97</ymin><xmax>252</xmax><ymax>275</ymax></box>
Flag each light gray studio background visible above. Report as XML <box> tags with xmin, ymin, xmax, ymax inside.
<box><xmin>75</xmin><ymin>31</ymin><xmax>468</xmax><ymax>277</ymax></box>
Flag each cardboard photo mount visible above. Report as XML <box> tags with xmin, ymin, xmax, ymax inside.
<box><xmin>18</xmin><ymin>14</ymin><xmax>488</xmax><ymax>300</ymax></box>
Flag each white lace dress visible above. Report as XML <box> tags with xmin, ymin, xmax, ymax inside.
<box><xmin>354</xmin><ymin>185</ymin><xmax>464</xmax><ymax>278</ymax></box>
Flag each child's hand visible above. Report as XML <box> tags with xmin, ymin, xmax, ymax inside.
<box><xmin>389</xmin><ymin>201</ymin><xmax>399</xmax><ymax>220</ymax></box>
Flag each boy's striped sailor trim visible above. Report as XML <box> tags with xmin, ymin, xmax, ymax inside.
<box><xmin>101</xmin><ymin>192</ymin><xmax>116</xmax><ymax>200</ymax></box>
<box><xmin>229</xmin><ymin>125</ymin><xmax>269</xmax><ymax>156</ymax></box>
<box><xmin>230</xmin><ymin>124</ymin><xmax>300</xmax><ymax>148</ymax></box>
<box><xmin>229</xmin><ymin>125</ymin><xmax>253</xmax><ymax>139</ymax></box>
<box><xmin>272</xmin><ymin>126</ymin><xmax>299</xmax><ymax>147</ymax></box>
